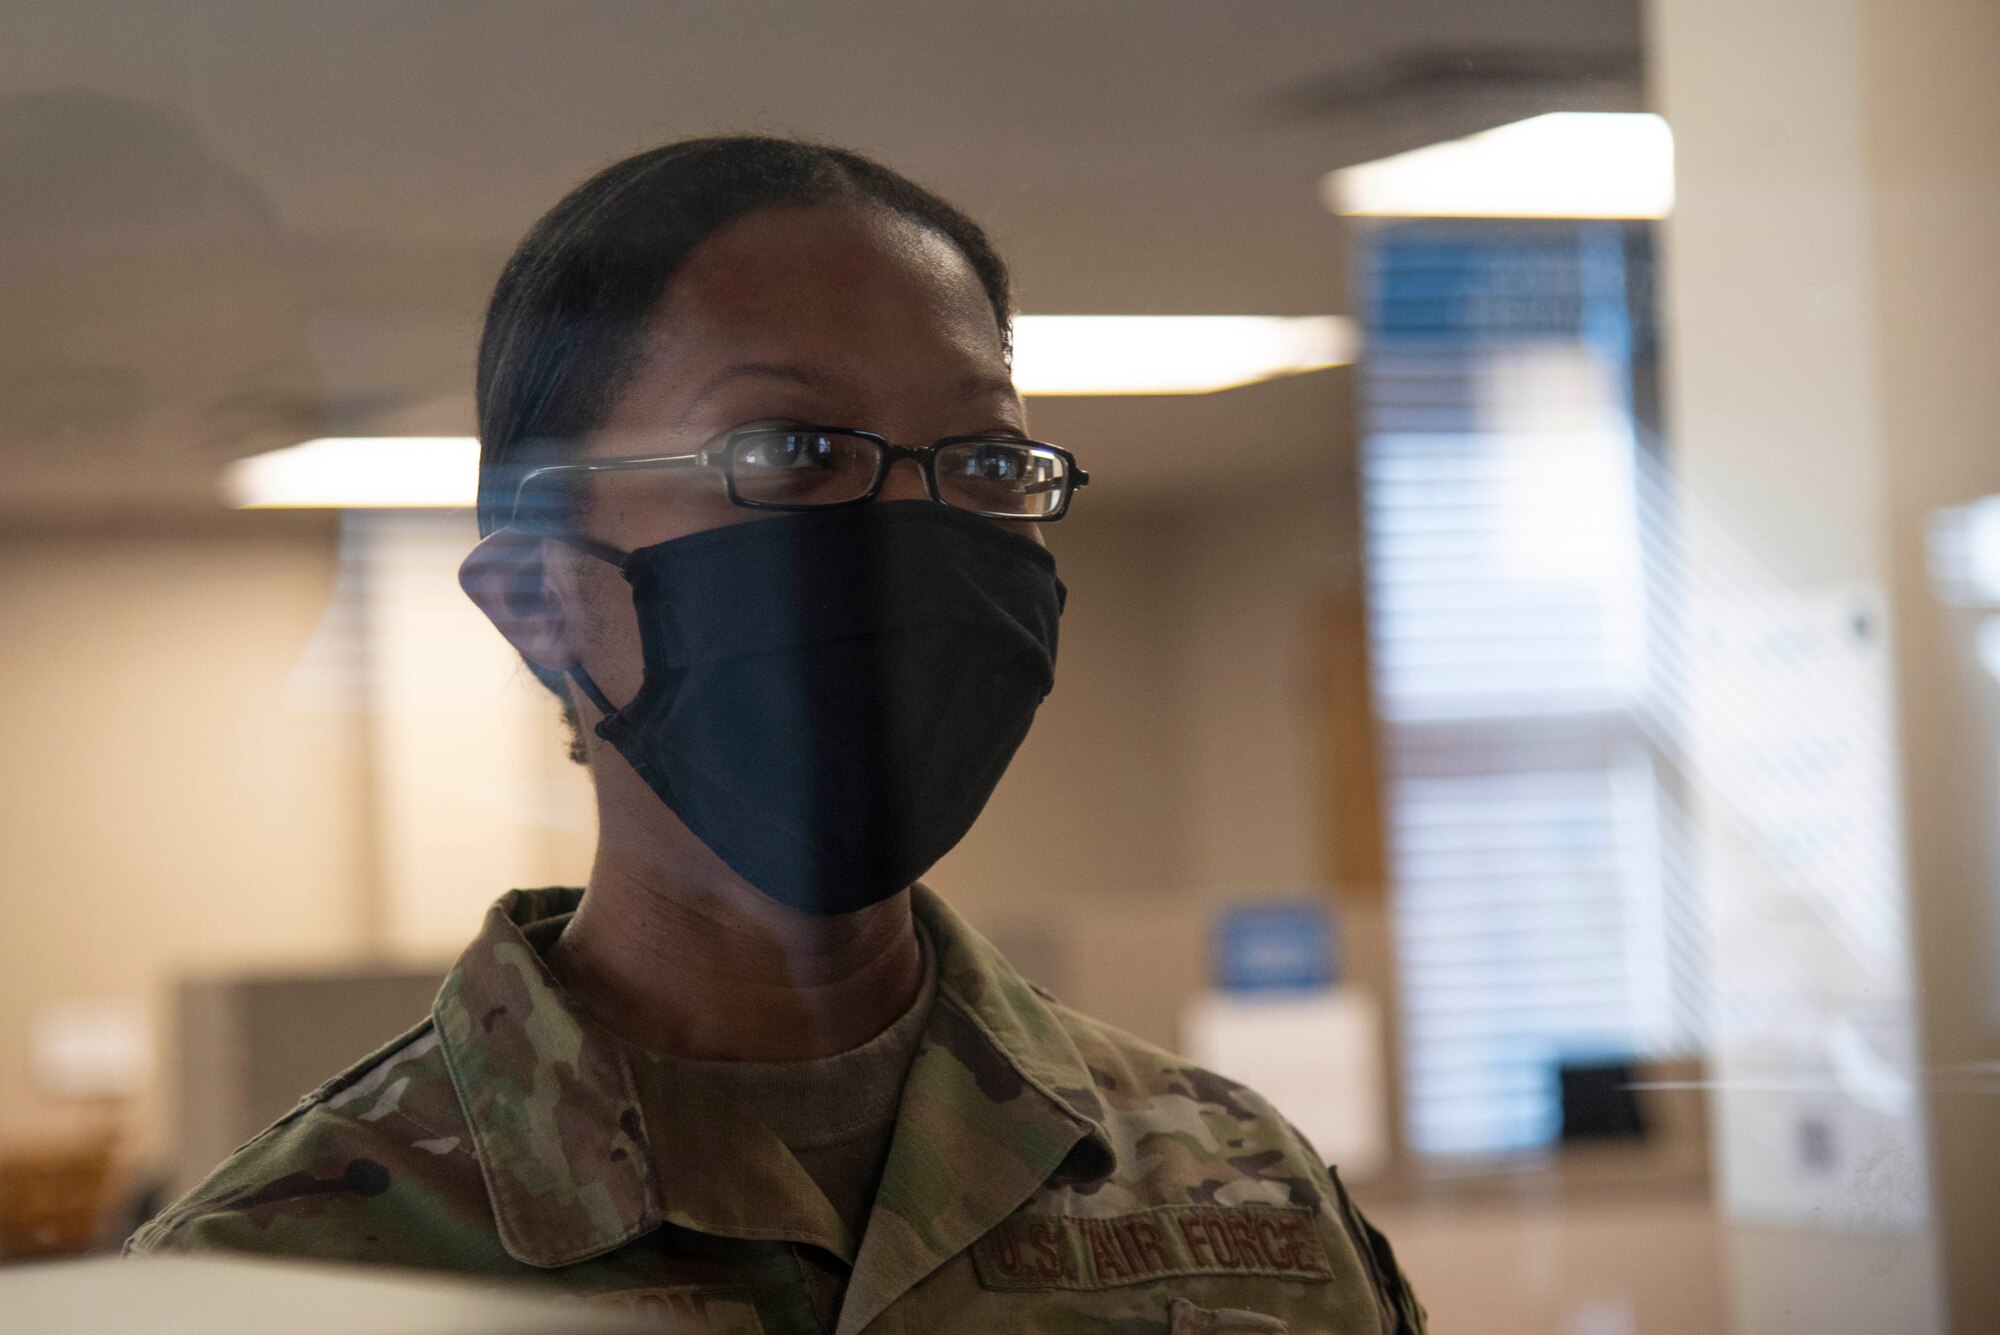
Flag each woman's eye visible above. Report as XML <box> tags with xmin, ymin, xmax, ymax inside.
<box><xmin>741</xmin><ymin>432</ymin><xmax>833</xmax><ymax>470</ymax></box>
<box><xmin>956</xmin><ymin>443</ymin><xmax>1032</xmax><ymax>484</ymax></box>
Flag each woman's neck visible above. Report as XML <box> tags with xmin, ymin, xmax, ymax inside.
<box><xmin>548</xmin><ymin>830</ymin><xmax>925</xmax><ymax>1063</ymax></box>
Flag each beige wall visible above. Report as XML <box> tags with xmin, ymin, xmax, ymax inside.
<box><xmin>0</xmin><ymin>519</ymin><xmax>370</xmax><ymax>1154</ymax></box>
<box><xmin>1163</xmin><ymin>474</ymin><xmax>1359</xmax><ymax>899</ymax></box>
<box><xmin>1370</xmin><ymin>1194</ymin><xmax>1725</xmax><ymax>1335</ymax></box>
<box><xmin>1860</xmin><ymin>4</ymin><xmax>2000</xmax><ymax>1326</ymax></box>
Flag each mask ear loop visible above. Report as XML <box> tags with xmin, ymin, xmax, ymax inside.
<box><xmin>537</xmin><ymin>530</ymin><xmax>631</xmax><ymax>734</ymax></box>
<box><xmin>567</xmin><ymin>663</ymin><xmax>620</xmax><ymax>724</ymax></box>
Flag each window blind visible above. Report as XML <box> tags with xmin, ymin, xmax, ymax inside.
<box><xmin>1359</xmin><ymin>222</ymin><xmax>1681</xmax><ymax>1159</ymax></box>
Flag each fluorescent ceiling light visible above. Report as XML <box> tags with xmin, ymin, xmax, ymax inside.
<box><xmin>1010</xmin><ymin>315</ymin><xmax>1356</xmax><ymax>395</ymax></box>
<box><xmin>224</xmin><ymin>436</ymin><xmax>478</xmax><ymax>509</ymax></box>
<box><xmin>1324</xmin><ymin>112</ymin><xmax>1675</xmax><ymax>220</ymax></box>
<box><xmin>225</xmin><ymin>316</ymin><xmax>1358</xmax><ymax>507</ymax></box>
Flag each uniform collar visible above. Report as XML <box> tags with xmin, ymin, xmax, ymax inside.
<box><xmin>432</xmin><ymin>888</ymin><xmax>659</xmax><ymax>1269</ymax></box>
<box><xmin>432</xmin><ymin>886</ymin><xmax>1115</xmax><ymax>1280</ymax></box>
<box><xmin>835</xmin><ymin>886</ymin><xmax>1114</xmax><ymax>1334</ymax></box>
<box><xmin>909</xmin><ymin>883</ymin><xmax>1114</xmax><ymax>1169</ymax></box>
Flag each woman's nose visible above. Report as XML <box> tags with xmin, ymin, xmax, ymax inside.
<box><xmin>876</xmin><ymin>456</ymin><xmax>930</xmax><ymax>503</ymax></box>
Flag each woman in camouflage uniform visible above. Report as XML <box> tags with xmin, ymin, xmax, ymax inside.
<box><xmin>132</xmin><ymin>136</ymin><xmax>1424</xmax><ymax>1335</ymax></box>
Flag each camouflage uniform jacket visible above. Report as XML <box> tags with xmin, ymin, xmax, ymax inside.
<box><xmin>131</xmin><ymin>886</ymin><xmax>1425</xmax><ymax>1335</ymax></box>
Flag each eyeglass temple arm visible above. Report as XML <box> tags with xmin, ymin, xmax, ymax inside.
<box><xmin>506</xmin><ymin>452</ymin><xmax>710</xmax><ymax>526</ymax></box>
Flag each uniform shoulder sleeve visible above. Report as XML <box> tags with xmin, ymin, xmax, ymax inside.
<box><xmin>126</xmin><ymin>1020</ymin><xmax>500</xmax><ymax>1271</ymax></box>
<box><xmin>1327</xmin><ymin>1167</ymin><xmax>1429</xmax><ymax>1335</ymax></box>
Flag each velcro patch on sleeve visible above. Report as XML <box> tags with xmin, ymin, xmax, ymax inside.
<box><xmin>972</xmin><ymin>1205</ymin><xmax>1334</xmax><ymax>1291</ymax></box>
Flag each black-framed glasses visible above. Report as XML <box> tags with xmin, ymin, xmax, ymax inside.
<box><xmin>507</xmin><ymin>426</ymin><xmax>1089</xmax><ymax>528</ymax></box>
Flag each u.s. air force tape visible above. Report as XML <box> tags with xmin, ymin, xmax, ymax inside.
<box><xmin>971</xmin><ymin>1205</ymin><xmax>1335</xmax><ymax>1291</ymax></box>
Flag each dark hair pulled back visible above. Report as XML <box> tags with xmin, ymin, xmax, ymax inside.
<box><xmin>474</xmin><ymin>135</ymin><xmax>1012</xmax><ymax>538</ymax></box>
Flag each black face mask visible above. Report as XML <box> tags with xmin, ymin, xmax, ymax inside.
<box><xmin>565</xmin><ymin>501</ymin><xmax>1064</xmax><ymax>917</ymax></box>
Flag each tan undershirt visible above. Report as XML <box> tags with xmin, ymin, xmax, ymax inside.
<box><xmin>628</xmin><ymin>924</ymin><xmax>937</xmax><ymax>1245</ymax></box>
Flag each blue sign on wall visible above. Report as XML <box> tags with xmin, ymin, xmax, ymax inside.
<box><xmin>1213</xmin><ymin>903</ymin><xmax>1338</xmax><ymax>994</ymax></box>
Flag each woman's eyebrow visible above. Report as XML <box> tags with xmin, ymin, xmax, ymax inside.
<box><xmin>671</xmin><ymin>362</ymin><xmax>847</xmax><ymax>429</ymax></box>
<box><xmin>953</xmin><ymin>372</ymin><xmax>1021</xmax><ymax>403</ymax></box>
<box><xmin>672</xmin><ymin>364</ymin><xmax>1021</xmax><ymax>430</ymax></box>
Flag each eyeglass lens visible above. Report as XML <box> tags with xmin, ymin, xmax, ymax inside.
<box><xmin>728</xmin><ymin>429</ymin><xmax>1071</xmax><ymax>518</ymax></box>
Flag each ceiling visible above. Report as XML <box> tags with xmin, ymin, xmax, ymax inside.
<box><xmin>0</xmin><ymin>0</ymin><xmax>1641</xmax><ymax>516</ymax></box>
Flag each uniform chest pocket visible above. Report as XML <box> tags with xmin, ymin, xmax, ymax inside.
<box><xmin>1167</xmin><ymin>1297</ymin><xmax>1290</xmax><ymax>1333</ymax></box>
<box><xmin>574</xmin><ymin>1286</ymin><xmax>766</xmax><ymax>1335</ymax></box>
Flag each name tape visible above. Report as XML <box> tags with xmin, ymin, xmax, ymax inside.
<box><xmin>972</xmin><ymin>1204</ymin><xmax>1334</xmax><ymax>1292</ymax></box>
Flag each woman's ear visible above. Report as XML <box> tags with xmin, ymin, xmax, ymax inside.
<box><xmin>459</xmin><ymin>530</ymin><xmax>576</xmax><ymax>672</ymax></box>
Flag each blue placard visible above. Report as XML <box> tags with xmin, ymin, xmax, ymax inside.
<box><xmin>1214</xmin><ymin>903</ymin><xmax>1338</xmax><ymax>994</ymax></box>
